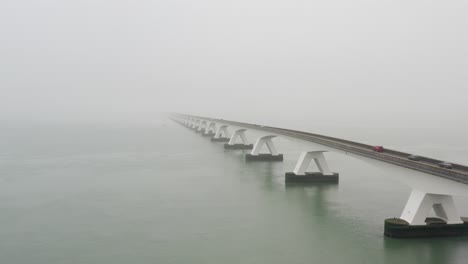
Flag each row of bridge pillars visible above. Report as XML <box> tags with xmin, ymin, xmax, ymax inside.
<box><xmin>178</xmin><ymin>116</ymin><xmax>468</xmax><ymax>238</ymax></box>
<box><xmin>183</xmin><ymin>118</ymin><xmax>339</xmax><ymax>184</ymax></box>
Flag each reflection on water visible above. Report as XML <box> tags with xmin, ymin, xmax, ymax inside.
<box><xmin>383</xmin><ymin>236</ymin><xmax>468</xmax><ymax>264</ymax></box>
<box><xmin>285</xmin><ymin>184</ymin><xmax>337</xmax><ymax>213</ymax></box>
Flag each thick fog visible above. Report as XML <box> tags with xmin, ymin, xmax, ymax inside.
<box><xmin>1</xmin><ymin>0</ymin><xmax>467</xmax><ymax>127</ymax></box>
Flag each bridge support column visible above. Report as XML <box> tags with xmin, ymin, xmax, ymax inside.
<box><xmin>203</xmin><ymin>122</ymin><xmax>216</xmax><ymax>137</ymax></box>
<box><xmin>191</xmin><ymin>119</ymin><xmax>200</xmax><ymax>130</ymax></box>
<box><xmin>196</xmin><ymin>120</ymin><xmax>207</xmax><ymax>134</ymax></box>
<box><xmin>285</xmin><ymin>151</ymin><xmax>338</xmax><ymax>183</ymax></box>
<box><xmin>211</xmin><ymin>125</ymin><xmax>230</xmax><ymax>142</ymax></box>
<box><xmin>224</xmin><ymin>129</ymin><xmax>253</xmax><ymax>149</ymax></box>
<box><xmin>245</xmin><ymin>135</ymin><xmax>283</xmax><ymax>161</ymax></box>
<box><xmin>187</xmin><ymin>118</ymin><xmax>194</xmax><ymax>128</ymax></box>
<box><xmin>384</xmin><ymin>189</ymin><xmax>468</xmax><ymax>238</ymax></box>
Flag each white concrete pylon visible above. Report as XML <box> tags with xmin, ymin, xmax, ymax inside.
<box><xmin>214</xmin><ymin>125</ymin><xmax>230</xmax><ymax>139</ymax></box>
<box><xmin>193</xmin><ymin>119</ymin><xmax>200</xmax><ymax>129</ymax></box>
<box><xmin>400</xmin><ymin>189</ymin><xmax>463</xmax><ymax>225</ymax></box>
<box><xmin>228</xmin><ymin>129</ymin><xmax>248</xmax><ymax>145</ymax></box>
<box><xmin>198</xmin><ymin>120</ymin><xmax>208</xmax><ymax>132</ymax></box>
<box><xmin>251</xmin><ymin>135</ymin><xmax>278</xmax><ymax>155</ymax></box>
<box><xmin>293</xmin><ymin>151</ymin><xmax>333</xmax><ymax>176</ymax></box>
<box><xmin>205</xmin><ymin>122</ymin><xmax>216</xmax><ymax>135</ymax></box>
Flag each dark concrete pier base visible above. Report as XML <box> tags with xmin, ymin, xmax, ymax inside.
<box><xmin>245</xmin><ymin>153</ymin><xmax>283</xmax><ymax>162</ymax></box>
<box><xmin>195</xmin><ymin>129</ymin><xmax>206</xmax><ymax>134</ymax></box>
<box><xmin>211</xmin><ymin>137</ymin><xmax>230</xmax><ymax>142</ymax></box>
<box><xmin>224</xmin><ymin>143</ymin><xmax>254</xmax><ymax>150</ymax></box>
<box><xmin>285</xmin><ymin>172</ymin><xmax>339</xmax><ymax>183</ymax></box>
<box><xmin>202</xmin><ymin>132</ymin><xmax>215</xmax><ymax>137</ymax></box>
<box><xmin>384</xmin><ymin>217</ymin><xmax>468</xmax><ymax>238</ymax></box>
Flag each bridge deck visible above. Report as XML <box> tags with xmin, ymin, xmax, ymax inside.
<box><xmin>177</xmin><ymin>114</ymin><xmax>468</xmax><ymax>185</ymax></box>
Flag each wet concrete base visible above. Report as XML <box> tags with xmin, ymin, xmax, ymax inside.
<box><xmin>245</xmin><ymin>153</ymin><xmax>283</xmax><ymax>161</ymax></box>
<box><xmin>384</xmin><ymin>217</ymin><xmax>468</xmax><ymax>238</ymax></box>
<box><xmin>285</xmin><ymin>172</ymin><xmax>339</xmax><ymax>183</ymax></box>
<box><xmin>211</xmin><ymin>137</ymin><xmax>230</xmax><ymax>142</ymax></box>
<box><xmin>202</xmin><ymin>132</ymin><xmax>215</xmax><ymax>137</ymax></box>
<box><xmin>224</xmin><ymin>144</ymin><xmax>254</xmax><ymax>150</ymax></box>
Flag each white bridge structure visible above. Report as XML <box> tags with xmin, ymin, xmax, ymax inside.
<box><xmin>203</xmin><ymin>122</ymin><xmax>217</xmax><ymax>137</ymax></box>
<box><xmin>211</xmin><ymin>125</ymin><xmax>231</xmax><ymax>142</ymax></box>
<box><xmin>171</xmin><ymin>113</ymin><xmax>468</xmax><ymax>238</ymax></box>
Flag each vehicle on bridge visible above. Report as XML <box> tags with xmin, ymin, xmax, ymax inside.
<box><xmin>438</xmin><ymin>162</ymin><xmax>453</xmax><ymax>169</ymax></box>
<box><xmin>408</xmin><ymin>155</ymin><xmax>422</xmax><ymax>161</ymax></box>
<box><xmin>373</xmin><ymin>146</ymin><xmax>384</xmax><ymax>152</ymax></box>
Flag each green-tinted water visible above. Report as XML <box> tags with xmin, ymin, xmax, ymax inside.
<box><xmin>1</xmin><ymin>122</ymin><xmax>467</xmax><ymax>263</ymax></box>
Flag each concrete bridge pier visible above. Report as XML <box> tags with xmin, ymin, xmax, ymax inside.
<box><xmin>191</xmin><ymin>119</ymin><xmax>200</xmax><ymax>130</ymax></box>
<box><xmin>187</xmin><ymin>118</ymin><xmax>195</xmax><ymax>128</ymax></box>
<box><xmin>196</xmin><ymin>120</ymin><xmax>207</xmax><ymax>134</ymax></box>
<box><xmin>211</xmin><ymin>125</ymin><xmax>230</xmax><ymax>142</ymax></box>
<box><xmin>246</xmin><ymin>135</ymin><xmax>283</xmax><ymax>161</ymax></box>
<box><xmin>385</xmin><ymin>189</ymin><xmax>468</xmax><ymax>238</ymax></box>
<box><xmin>285</xmin><ymin>151</ymin><xmax>338</xmax><ymax>183</ymax></box>
<box><xmin>203</xmin><ymin>122</ymin><xmax>216</xmax><ymax>137</ymax></box>
<box><xmin>224</xmin><ymin>129</ymin><xmax>253</xmax><ymax>149</ymax></box>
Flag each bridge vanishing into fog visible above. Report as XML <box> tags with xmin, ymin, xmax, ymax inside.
<box><xmin>170</xmin><ymin>113</ymin><xmax>468</xmax><ymax>238</ymax></box>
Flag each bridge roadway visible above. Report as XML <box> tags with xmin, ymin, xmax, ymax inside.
<box><xmin>177</xmin><ymin>114</ymin><xmax>468</xmax><ymax>185</ymax></box>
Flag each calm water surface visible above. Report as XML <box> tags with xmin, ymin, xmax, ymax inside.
<box><xmin>1</xmin><ymin>121</ymin><xmax>468</xmax><ymax>264</ymax></box>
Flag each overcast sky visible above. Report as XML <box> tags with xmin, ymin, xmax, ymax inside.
<box><xmin>1</xmin><ymin>0</ymin><xmax>467</xmax><ymax>125</ymax></box>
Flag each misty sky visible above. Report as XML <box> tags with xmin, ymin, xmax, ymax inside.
<box><xmin>1</xmin><ymin>0</ymin><xmax>467</xmax><ymax>124</ymax></box>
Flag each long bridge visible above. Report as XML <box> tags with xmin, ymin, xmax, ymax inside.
<box><xmin>170</xmin><ymin>113</ymin><xmax>468</xmax><ymax>238</ymax></box>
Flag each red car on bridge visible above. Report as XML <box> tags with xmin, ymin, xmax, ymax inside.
<box><xmin>373</xmin><ymin>146</ymin><xmax>384</xmax><ymax>152</ymax></box>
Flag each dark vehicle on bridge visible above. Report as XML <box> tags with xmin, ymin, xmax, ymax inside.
<box><xmin>373</xmin><ymin>146</ymin><xmax>384</xmax><ymax>152</ymax></box>
<box><xmin>438</xmin><ymin>162</ymin><xmax>453</xmax><ymax>169</ymax></box>
<box><xmin>408</xmin><ymin>155</ymin><xmax>422</xmax><ymax>161</ymax></box>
